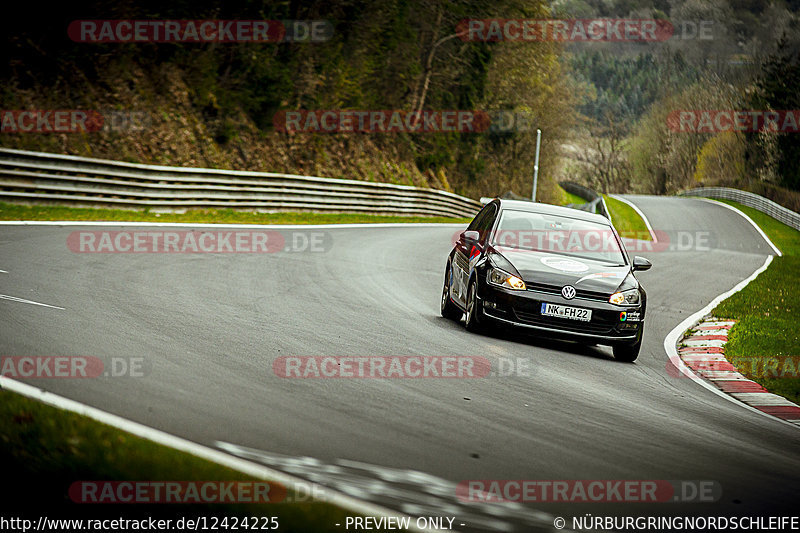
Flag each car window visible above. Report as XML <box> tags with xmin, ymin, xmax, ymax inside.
<box><xmin>492</xmin><ymin>209</ymin><xmax>626</xmax><ymax>265</ymax></box>
<box><xmin>467</xmin><ymin>204</ymin><xmax>492</xmax><ymax>232</ymax></box>
<box><xmin>477</xmin><ymin>204</ymin><xmax>497</xmax><ymax>233</ymax></box>
<box><xmin>468</xmin><ymin>203</ymin><xmax>497</xmax><ymax>242</ymax></box>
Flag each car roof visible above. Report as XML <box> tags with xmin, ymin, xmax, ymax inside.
<box><xmin>492</xmin><ymin>198</ymin><xmax>611</xmax><ymax>225</ymax></box>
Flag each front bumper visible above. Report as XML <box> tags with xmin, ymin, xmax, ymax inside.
<box><xmin>479</xmin><ymin>281</ymin><xmax>643</xmax><ymax>345</ymax></box>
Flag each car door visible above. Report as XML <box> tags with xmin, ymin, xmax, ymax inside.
<box><xmin>453</xmin><ymin>202</ymin><xmax>497</xmax><ymax>306</ymax></box>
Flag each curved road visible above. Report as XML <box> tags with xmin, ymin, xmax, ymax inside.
<box><xmin>1</xmin><ymin>196</ymin><xmax>799</xmax><ymax>531</ymax></box>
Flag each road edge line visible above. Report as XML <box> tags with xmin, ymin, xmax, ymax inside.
<box><xmin>0</xmin><ymin>376</ymin><xmax>433</xmax><ymax>531</ymax></box>
<box><xmin>679</xmin><ymin>319</ymin><xmax>800</xmax><ymax>425</ymax></box>
<box><xmin>694</xmin><ymin>198</ymin><xmax>782</xmax><ymax>256</ymax></box>
<box><xmin>609</xmin><ymin>194</ymin><xmax>657</xmax><ymax>243</ymax></box>
<box><xmin>663</xmin><ymin>255</ymin><xmax>799</xmax><ymax>430</ymax></box>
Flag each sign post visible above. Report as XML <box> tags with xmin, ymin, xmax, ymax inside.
<box><xmin>532</xmin><ymin>128</ymin><xmax>541</xmax><ymax>201</ymax></box>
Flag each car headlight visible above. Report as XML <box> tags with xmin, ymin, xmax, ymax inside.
<box><xmin>609</xmin><ymin>288</ymin><xmax>640</xmax><ymax>306</ymax></box>
<box><xmin>487</xmin><ymin>267</ymin><xmax>526</xmax><ymax>290</ymax></box>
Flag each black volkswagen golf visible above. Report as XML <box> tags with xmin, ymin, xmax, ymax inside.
<box><xmin>441</xmin><ymin>199</ymin><xmax>651</xmax><ymax>362</ymax></box>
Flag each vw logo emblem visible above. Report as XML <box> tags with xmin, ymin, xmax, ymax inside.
<box><xmin>561</xmin><ymin>285</ymin><xmax>576</xmax><ymax>299</ymax></box>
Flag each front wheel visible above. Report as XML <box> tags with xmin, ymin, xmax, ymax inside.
<box><xmin>613</xmin><ymin>340</ymin><xmax>641</xmax><ymax>362</ymax></box>
<box><xmin>441</xmin><ymin>262</ymin><xmax>462</xmax><ymax>321</ymax></box>
<box><xmin>464</xmin><ymin>279</ymin><xmax>484</xmax><ymax>333</ymax></box>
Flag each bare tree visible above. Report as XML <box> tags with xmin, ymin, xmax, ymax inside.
<box><xmin>573</xmin><ymin>112</ymin><xmax>631</xmax><ymax>193</ymax></box>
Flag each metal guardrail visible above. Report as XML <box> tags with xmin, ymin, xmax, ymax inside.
<box><xmin>0</xmin><ymin>148</ymin><xmax>481</xmax><ymax>218</ymax></box>
<box><xmin>680</xmin><ymin>187</ymin><xmax>800</xmax><ymax>232</ymax></box>
<box><xmin>559</xmin><ymin>181</ymin><xmax>610</xmax><ymax>220</ymax></box>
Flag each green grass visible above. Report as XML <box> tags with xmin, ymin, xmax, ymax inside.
<box><xmin>602</xmin><ymin>194</ymin><xmax>652</xmax><ymax>241</ymax></box>
<box><xmin>558</xmin><ymin>186</ymin><xmax>587</xmax><ymax>207</ymax></box>
<box><xmin>0</xmin><ymin>389</ymin><xmax>352</xmax><ymax>529</ymax></box>
<box><xmin>0</xmin><ymin>202</ymin><xmax>470</xmax><ymax>225</ymax></box>
<box><xmin>555</xmin><ymin>187</ymin><xmax>653</xmax><ymax>241</ymax></box>
<box><xmin>710</xmin><ymin>199</ymin><xmax>800</xmax><ymax>405</ymax></box>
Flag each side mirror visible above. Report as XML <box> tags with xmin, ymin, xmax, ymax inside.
<box><xmin>461</xmin><ymin>230</ymin><xmax>480</xmax><ymax>242</ymax></box>
<box><xmin>633</xmin><ymin>256</ymin><xmax>652</xmax><ymax>271</ymax></box>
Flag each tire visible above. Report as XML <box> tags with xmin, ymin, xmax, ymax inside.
<box><xmin>464</xmin><ymin>279</ymin><xmax>484</xmax><ymax>333</ymax></box>
<box><xmin>441</xmin><ymin>262</ymin><xmax>462</xmax><ymax>321</ymax></box>
<box><xmin>613</xmin><ymin>340</ymin><xmax>641</xmax><ymax>362</ymax></box>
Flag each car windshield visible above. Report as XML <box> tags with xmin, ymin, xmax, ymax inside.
<box><xmin>492</xmin><ymin>209</ymin><xmax>626</xmax><ymax>265</ymax></box>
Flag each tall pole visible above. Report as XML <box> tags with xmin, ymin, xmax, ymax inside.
<box><xmin>532</xmin><ymin>128</ymin><xmax>541</xmax><ymax>201</ymax></box>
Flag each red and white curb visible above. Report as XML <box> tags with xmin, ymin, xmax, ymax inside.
<box><xmin>677</xmin><ymin>317</ymin><xmax>800</xmax><ymax>426</ymax></box>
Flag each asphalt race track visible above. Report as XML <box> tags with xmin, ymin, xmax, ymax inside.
<box><xmin>2</xmin><ymin>196</ymin><xmax>799</xmax><ymax>531</ymax></box>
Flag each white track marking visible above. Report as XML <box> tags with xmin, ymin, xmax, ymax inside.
<box><xmin>609</xmin><ymin>195</ymin><xmax>658</xmax><ymax>242</ymax></box>
<box><xmin>0</xmin><ymin>221</ymin><xmax>467</xmax><ymax>230</ymax></box>
<box><xmin>695</xmin><ymin>198</ymin><xmax>782</xmax><ymax>256</ymax></box>
<box><xmin>0</xmin><ymin>294</ymin><xmax>64</xmax><ymax>310</ymax></box>
<box><xmin>731</xmin><ymin>393</ymin><xmax>799</xmax><ymax>406</ymax></box>
<box><xmin>0</xmin><ymin>377</ymin><xmax>435</xmax><ymax>532</ymax></box>
<box><xmin>663</xmin><ymin>255</ymin><xmax>799</xmax><ymax>430</ymax></box>
<box><xmin>600</xmin><ymin>196</ymin><xmax>612</xmax><ymax>224</ymax></box>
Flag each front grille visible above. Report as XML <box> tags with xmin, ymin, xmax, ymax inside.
<box><xmin>575</xmin><ymin>289</ymin><xmax>611</xmax><ymax>302</ymax></box>
<box><xmin>525</xmin><ymin>282</ymin><xmax>609</xmax><ymax>302</ymax></box>
<box><xmin>524</xmin><ymin>281</ymin><xmax>561</xmax><ymax>295</ymax></box>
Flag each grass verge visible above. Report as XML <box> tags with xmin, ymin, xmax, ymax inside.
<box><xmin>602</xmin><ymin>194</ymin><xmax>652</xmax><ymax>241</ymax></box>
<box><xmin>710</xmin><ymin>199</ymin><xmax>800</xmax><ymax>405</ymax></box>
<box><xmin>0</xmin><ymin>388</ymin><xmax>353</xmax><ymax>530</ymax></box>
<box><xmin>557</xmin><ymin>186</ymin><xmax>586</xmax><ymax>206</ymax></box>
<box><xmin>0</xmin><ymin>202</ymin><xmax>470</xmax><ymax>225</ymax></box>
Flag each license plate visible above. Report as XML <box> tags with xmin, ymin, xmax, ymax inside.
<box><xmin>540</xmin><ymin>302</ymin><xmax>592</xmax><ymax>322</ymax></box>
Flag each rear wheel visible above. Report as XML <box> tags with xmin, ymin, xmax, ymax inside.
<box><xmin>441</xmin><ymin>262</ymin><xmax>462</xmax><ymax>320</ymax></box>
<box><xmin>613</xmin><ymin>340</ymin><xmax>641</xmax><ymax>362</ymax></box>
<box><xmin>464</xmin><ymin>280</ymin><xmax>484</xmax><ymax>333</ymax></box>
